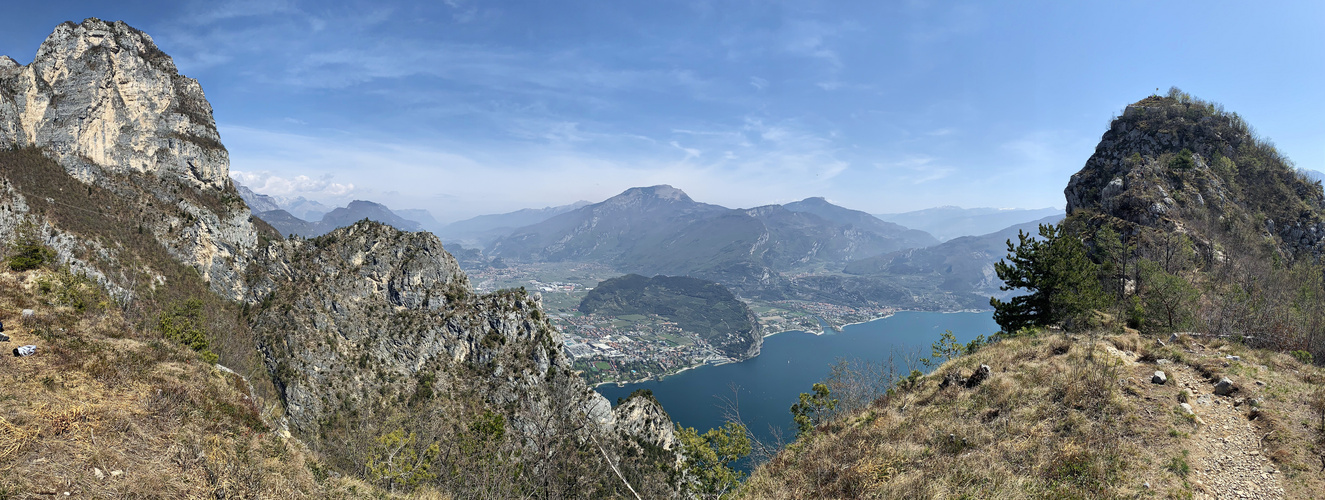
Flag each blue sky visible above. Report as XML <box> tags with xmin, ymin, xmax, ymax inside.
<box><xmin>3</xmin><ymin>1</ymin><xmax>1323</xmax><ymax>222</ymax></box>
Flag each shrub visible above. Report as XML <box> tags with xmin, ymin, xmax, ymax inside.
<box><xmin>791</xmin><ymin>383</ymin><xmax>837</xmax><ymax>437</ymax></box>
<box><xmin>159</xmin><ymin>299</ymin><xmax>218</xmax><ymax>363</ymax></box>
<box><xmin>365</xmin><ymin>428</ymin><xmax>439</xmax><ymax>493</ymax></box>
<box><xmin>7</xmin><ymin>219</ymin><xmax>55</xmax><ymax>271</ymax></box>
<box><xmin>677</xmin><ymin>421</ymin><xmax>750</xmax><ymax>497</ymax></box>
<box><xmin>1292</xmin><ymin>350</ymin><xmax>1314</xmax><ymax>365</ymax></box>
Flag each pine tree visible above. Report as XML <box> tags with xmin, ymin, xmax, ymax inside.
<box><xmin>990</xmin><ymin>223</ymin><xmax>1106</xmax><ymax>333</ymax></box>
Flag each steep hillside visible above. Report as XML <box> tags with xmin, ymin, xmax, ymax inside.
<box><xmin>0</xmin><ymin>268</ymin><xmax>389</xmax><ymax>498</ymax></box>
<box><xmin>844</xmin><ymin>215</ymin><xmax>1064</xmax><ymax>298</ymax></box>
<box><xmin>739</xmin><ymin>331</ymin><xmax>1325</xmax><ymax>499</ymax></box>
<box><xmin>579</xmin><ymin>274</ymin><xmax>762</xmax><ymax>359</ymax></box>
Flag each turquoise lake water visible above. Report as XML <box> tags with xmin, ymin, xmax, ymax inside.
<box><xmin>596</xmin><ymin>310</ymin><xmax>998</xmax><ymax>467</ymax></box>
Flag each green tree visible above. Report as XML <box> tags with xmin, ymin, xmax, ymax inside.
<box><xmin>990</xmin><ymin>223</ymin><xmax>1107</xmax><ymax>333</ymax></box>
<box><xmin>366</xmin><ymin>428</ymin><xmax>440</xmax><ymax>493</ymax></box>
<box><xmin>158</xmin><ymin>299</ymin><xmax>219</xmax><ymax>363</ymax></box>
<box><xmin>1093</xmin><ymin>225</ymin><xmax>1129</xmax><ymax>300</ymax></box>
<box><xmin>922</xmin><ymin>330</ymin><xmax>963</xmax><ymax>368</ymax></box>
<box><xmin>676</xmin><ymin>421</ymin><xmax>750</xmax><ymax>498</ymax></box>
<box><xmin>1170</xmin><ymin>148</ymin><xmax>1196</xmax><ymax>176</ymax></box>
<box><xmin>1137</xmin><ymin>259</ymin><xmax>1199</xmax><ymax>331</ymax></box>
<box><xmin>790</xmin><ymin>382</ymin><xmax>837</xmax><ymax>438</ymax></box>
<box><xmin>7</xmin><ymin>218</ymin><xmax>56</xmax><ymax>271</ymax></box>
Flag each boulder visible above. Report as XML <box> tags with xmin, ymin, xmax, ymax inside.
<box><xmin>1213</xmin><ymin>377</ymin><xmax>1236</xmax><ymax>396</ymax></box>
<box><xmin>964</xmin><ymin>364</ymin><xmax>990</xmax><ymax>388</ymax></box>
<box><xmin>1151</xmin><ymin>371</ymin><xmax>1167</xmax><ymax>385</ymax></box>
<box><xmin>939</xmin><ymin>371</ymin><xmax>964</xmax><ymax>389</ymax></box>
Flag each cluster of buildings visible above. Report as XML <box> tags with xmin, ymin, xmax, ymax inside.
<box><xmin>552</xmin><ymin>313</ymin><xmax>728</xmax><ymax>385</ymax></box>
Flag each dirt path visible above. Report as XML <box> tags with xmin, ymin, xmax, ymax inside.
<box><xmin>1174</xmin><ymin>366</ymin><xmax>1286</xmax><ymax>500</ymax></box>
<box><xmin>1105</xmin><ymin>340</ymin><xmax>1286</xmax><ymax>499</ymax></box>
<box><xmin>1097</xmin><ymin>342</ymin><xmax>1282</xmax><ymax>496</ymax></box>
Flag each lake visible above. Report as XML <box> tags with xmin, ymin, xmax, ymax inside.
<box><xmin>596</xmin><ymin>310</ymin><xmax>998</xmax><ymax>468</ymax></box>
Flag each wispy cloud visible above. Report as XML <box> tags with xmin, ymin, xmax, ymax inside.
<box><xmin>875</xmin><ymin>154</ymin><xmax>955</xmax><ymax>184</ymax></box>
<box><xmin>229</xmin><ymin>170</ymin><xmax>355</xmax><ymax>198</ymax></box>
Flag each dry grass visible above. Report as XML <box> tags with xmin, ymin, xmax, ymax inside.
<box><xmin>738</xmin><ymin>331</ymin><xmax>1325</xmax><ymax>499</ymax></box>
<box><xmin>0</xmin><ymin>269</ymin><xmax>440</xmax><ymax>499</ymax></box>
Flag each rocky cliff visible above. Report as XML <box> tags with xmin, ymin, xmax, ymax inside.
<box><xmin>0</xmin><ymin>18</ymin><xmax>258</xmax><ymax>300</ymax></box>
<box><xmin>246</xmin><ymin>221</ymin><xmax>681</xmax><ymax>495</ymax></box>
<box><xmin>1065</xmin><ymin>93</ymin><xmax>1325</xmax><ymax>262</ymax></box>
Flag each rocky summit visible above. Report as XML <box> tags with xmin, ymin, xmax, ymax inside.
<box><xmin>1065</xmin><ymin>94</ymin><xmax>1325</xmax><ymax>262</ymax></box>
<box><xmin>0</xmin><ymin>18</ymin><xmax>228</xmax><ymax>190</ymax></box>
<box><xmin>0</xmin><ymin>18</ymin><xmax>257</xmax><ymax>300</ymax></box>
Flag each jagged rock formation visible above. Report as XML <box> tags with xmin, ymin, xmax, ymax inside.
<box><xmin>0</xmin><ymin>18</ymin><xmax>257</xmax><ymax>300</ymax></box>
<box><xmin>1065</xmin><ymin>94</ymin><xmax>1325</xmax><ymax>262</ymax></box>
<box><xmin>612</xmin><ymin>392</ymin><xmax>678</xmax><ymax>452</ymax></box>
<box><xmin>246</xmin><ymin>220</ymin><xmax>679</xmax><ymax>493</ymax></box>
<box><xmin>0</xmin><ymin>19</ymin><xmax>227</xmax><ymax>188</ymax></box>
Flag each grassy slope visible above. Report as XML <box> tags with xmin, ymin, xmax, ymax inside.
<box><xmin>0</xmin><ymin>268</ymin><xmax>435</xmax><ymax>498</ymax></box>
<box><xmin>0</xmin><ymin>147</ymin><xmax>278</xmax><ymax>404</ymax></box>
<box><xmin>739</xmin><ymin>332</ymin><xmax>1325</xmax><ymax>499</ymax></box>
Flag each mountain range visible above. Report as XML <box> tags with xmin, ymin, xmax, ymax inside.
<box><xmin>844</xmin><ymin>214</ymin><xmax>1064</xmax><ymax>298</ymax></box>
<box><xmin>875</xmin><ymin>206</ymin><xmax>1065</xmax><ymax>241</ymax></box>
<box><xmin>488</xmin><ymin>185</ymin><xmax>937</xmax><ymax>280</ymax></box>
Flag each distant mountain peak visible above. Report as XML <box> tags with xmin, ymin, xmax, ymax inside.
<box><xmin>613</xmin><ymin>185</ymin><xmax>692</xmax><ymax>202</ymax></box>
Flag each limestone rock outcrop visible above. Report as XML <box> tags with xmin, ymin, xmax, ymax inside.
<box><xmin>612</xmin><ymin>392</ymin><xmax>679</xmax><ymax>452</ymax></box>
<box><xmin>0</xmin><ymin>18</ymin><xmax>227</xmax><ymax>188</ymax></box>
<box><xmin>0</xmin><ymin>18</ymin><xmax>257</xmax><ymax>299</ymax></box>
<box><xmin>1064</xmin><ymin>95</ymin><xmax>1325</xmax><ymax>262</ymax></box>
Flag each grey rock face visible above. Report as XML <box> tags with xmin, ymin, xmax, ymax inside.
<box><xmin>0</xmin><ymin>18</ymin><xmax>228</xmax><ymax>189</ymax></box>
<box><xmin>247</xmin><ymin>221</ymin><xmax>622</xmax><ymax>442</ymax></box>
<box><xmin>0</xmin><ymin>19</ymin><xmax>257</xmax><ymax>300</ymax></box>
<box><xmin>612</xmin><ymin>394</ymin><xmax>678</xmax><ymax>452</ymax></box>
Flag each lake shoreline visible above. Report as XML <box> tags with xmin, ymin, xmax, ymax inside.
<box><xmin>593</xmin><ymin>308</ymin><xmax>994</xmax><ymax>389</ymax></box>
